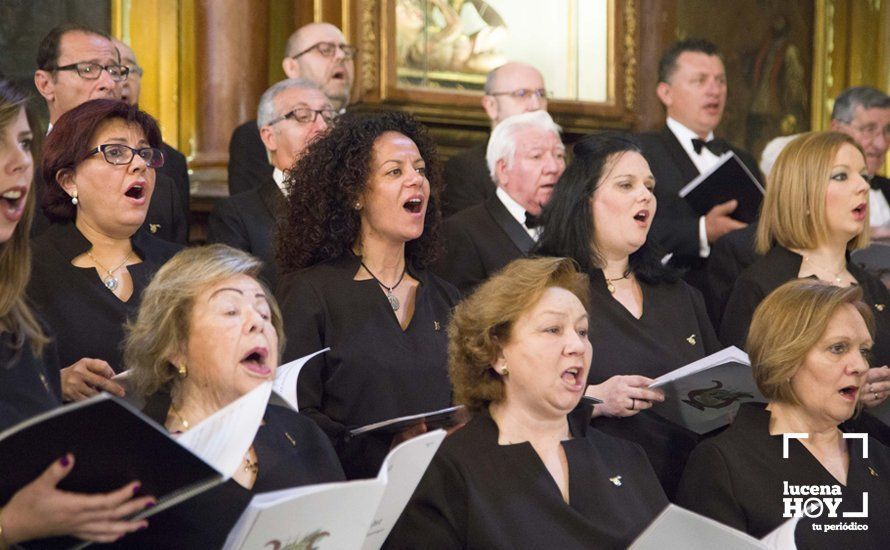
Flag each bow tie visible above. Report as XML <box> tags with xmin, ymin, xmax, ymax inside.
<box><xmin>691</xmin><ymin>138</ymin><xmax>729</xmax><ymax>155</ymax></box>
<box><xmin>868</xmin><ymin>175</ymin><xmax>887</xmax><ymax>191</ymax></box>
<box><xmin>524</xmin><ymin>212</ymin><xmax>540</xmax><ymax>229</ymax></box>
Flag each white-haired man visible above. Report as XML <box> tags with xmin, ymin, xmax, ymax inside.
<box><xmin>434</xmin><ymin>110</ymin><xmax>565</xmax><ymax>293</ymax></box>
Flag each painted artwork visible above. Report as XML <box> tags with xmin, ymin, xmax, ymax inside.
<box><xmin>677</xmin><ymin>0</ymin><xmax>814</xmax><ymax>159</ymax></box>
<box><xmin>395</xmin><ymin>0</ymin><xmax>610</xmax><ymax>103</ymax></box>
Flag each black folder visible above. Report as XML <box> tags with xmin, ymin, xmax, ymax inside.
<box><xmin>348</xmin><ymin>405</ymin><xmax>466</xmax><ymax>437</ymax></box>
<box><xmin>678</xmin><ymin>153</ymin><xmax>765</xmax><ymax>224</ymax></box>
<box><xmin>0</xmin><ymin>394</ymin><xmax>223</xmax><ymax>550</ymax></box>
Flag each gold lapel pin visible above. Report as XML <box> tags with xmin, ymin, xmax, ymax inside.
<box><xmin>869</xmin><ymin>466</ymin><xmax>879</xmax><ymax>478</ymax></box>
<box><xmin>285</xmin><ymin>432</ymin><xmax>297</xmax><ymax>447</ymax></box>
<box><xmin>686</xmin><ymin>334</ymin><xmax>696</xmax><ymax>345</ymax></box>
<box><xmin>609</xmin><ymin>475</ymin><xmax>622</xmax><ymax>486</ymax></box>
<box><xmin>149</xmin><ymin>223</ymin><xmax>160</xmax><ymax>234</ymax></box>
<box><xmin>875</xmin><ymin>304</ymin><xmax>885</xmax><ymax>312</ymax></box>
<box><xmin>434</xmin><ymin>321</ymin><xmax>441</xmax><ymax>331</ymax></box>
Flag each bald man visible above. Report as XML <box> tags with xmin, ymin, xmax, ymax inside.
<box><xmin>441</xmin><ymin>61</ymin><xmax>548</xmax><ymax>216</ymax></box>
<box><xmin>228</xmin><ymin>23</ymin><xmax>354</xmax><ymax>195</ymax></box>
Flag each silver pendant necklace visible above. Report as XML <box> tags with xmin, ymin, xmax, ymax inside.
<box><xmin>360</xmin><ymin>260</ymin><xmax>407</xmax><ymax>311</ymax></box>
<box><xmin>87</xmin><ymin>250</ymin><xmax>132</xmax><ymax>291</ymax></box>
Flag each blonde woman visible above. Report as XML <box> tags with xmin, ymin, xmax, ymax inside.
<box><xmin>680</xmin><ymin>280</ymin><xmax>890</xmax><ymax>547</ymax></box>
<box><xmin>721</xmin><ymin>132</ymin><xmax>890</xmax><ymax>414</ymax></box>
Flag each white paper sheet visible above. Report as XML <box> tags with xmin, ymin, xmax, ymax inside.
<box><xmin>177</xmin><ymin>382</ymin><xmax>272</xmax><ymax>479</ymax></box>
<box><xmin>272</xmin><ymin>348</ymin><xmax>330</xmax><ymax>410</ymax></box>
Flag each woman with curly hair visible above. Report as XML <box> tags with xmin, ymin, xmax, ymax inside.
<box><xmin>275</xmin><ymin>110</ymin><xmax>459</xmax><ymax>478</ymax></box>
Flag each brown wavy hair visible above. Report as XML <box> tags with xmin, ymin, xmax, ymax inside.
<box><xmin>0</xmin><ymin>79</ymin><xmax>48</xmax><ymax>358</ymax></box>
<box><xmin>275</xmin><ymin>110</ymin><xmax>442</xmax><ymax>272</ymax></box>
<box><xmin>448</xmin><ymin>257</ymin><xmax>589</xmax><ymax>412</ymax></box>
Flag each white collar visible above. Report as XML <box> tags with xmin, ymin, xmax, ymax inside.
<box><xmin>496</xmin><ymin>187</ymin><xmax>539</xmax><ymax>240</ymax></box>
<box><xmin>273</xmin><ymin>168</ymin><xmax>287</xmax><ymax>195</ymax></box>
<box><xmin>666</xmin><ymin>117</ymin><xmax>714</xmax><ymax>148</ymax></box>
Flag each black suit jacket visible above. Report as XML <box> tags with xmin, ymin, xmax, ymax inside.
<box><xmin>433</xmin><ymin>194</ymin><xmax>534</xmax><ymax>294</ymax></box>
<box><xmin>228</xmin><ymin>119</ymin><xmax>274</xmax><ymax>196</ymax></box>
<box><xmin>158</xmin><ymin>141</ymin><xmax>190</xmax><ymax>224</ymax></box>
<box><xmin>442</xmin><ymin>140</ymin><xmax>494</xmax><ymax>217</ymax></box>
<box><xmin>705</xmin><ymin>223</ymin><xmax>759</xmax><ymax>326</ymax></box>
<box><xmin>207</xmin><ymin>177</ymin><xmax>283</xmax><ymax>289</ymax></box>
<box><xmin>638</xmin><ymin>126</ymin><xmax>762</xmax><ymax>262</ymax></box>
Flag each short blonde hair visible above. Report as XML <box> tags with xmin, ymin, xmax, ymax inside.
<box><xmin>125</xmin><ymin>245</ymin><xmax>284</xmax><ymax>397</ymax></box>
<box><xmin>747</xmin><ymin>279</ymin><xmax>873</xmax><ymax>406</ymax></box>
<box><xmin>448</xmin><ymin>257</ymin><xmax>589</xmax><ymax>412</ymax></box>
<box><xmin>756</xmin><ymin>131</ymin><xmax>869</xmax><ymax>254</ymax></box>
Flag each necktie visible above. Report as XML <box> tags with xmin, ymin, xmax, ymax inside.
<box><xmin>524</xmin><ymin>212</ymin><xmax>540</xmax><ymax>229</ymax></box>
<box><xmin>691</xmin><ymin>138</ymin><xmax>729</xmax><ymax>155</ymax></box>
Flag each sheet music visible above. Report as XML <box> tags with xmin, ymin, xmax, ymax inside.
<box><xmin>272</xmin><ymin>348</ymin><xmax>330</xmax><ymax>410</ymax></box>
<box><xmin>177</xmin><ymin>382</ymin><xmax>272</xmax><ymax>479</ymax></box>
<box><xmin>362</xmin><ymin>430</ymin><xmax>446</xmax><ymax>550</ymax></box>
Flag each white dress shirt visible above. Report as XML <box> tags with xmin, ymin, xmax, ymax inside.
<box><xmin>273</xmin><ymin>168</ymin><xmax>287</xmax><ymax>196</ymax></box>
<box><xmin>496</xmin><ymin>187</ymin><xmax>539</xmax><ymax>240</ymax></box>
<box><xmin>666</xmin><ymin>117</ymin><xmax>719</xmax><ymax>258</ymax></box>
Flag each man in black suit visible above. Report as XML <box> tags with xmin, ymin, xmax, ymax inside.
<box><xmin>637</xmin><ymin>39</ymin><xmax>762</xmax><ymax>295</ymax></box>
<box><xmin>228</xmin><ymin>23</ymin><xmax>354</xmax><ymax>195</ymax></box>
<box><xmin>208</xmin><ymin>79</ymin><xmax>334</xmax><ymax>289</ymax></box>
<box><xmin>32</xmin><ymin>24</ymin><xmax>187</xmax><ymax>243</ymax></box>
<box><xmin>114</xmin><ymin>38</ymin><xmax>190</xmax><ymax>230</ymax></box>
<box><xmin>434</xmin><ymin>111</ymin><xmax>565</xmax><ymax>294</ymax></box>
<box><xmin>441</xmin><ymin>62</ymin><xmax>549</xmax><ymax>217</ymax></box>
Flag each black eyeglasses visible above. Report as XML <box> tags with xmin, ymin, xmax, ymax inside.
<box><xmin>51</xmin><ymin>62</ymin><xmax>129</xmax><ymax>82</ymax></box>
<box><xmin>487</xmin><ymin>88</ymin><xmax>550</xmax><ymax>101</ymax></box>
<box><xmin>87</xmin><ymin>144</ymin><xmax>165</xmax><ymax>168</ymax></box>
<box><xmin>270</xmin><ymin>107</ymin><xmax>338</xmax><ymax>126</ymax></box>
<box><xmin>292</xmin><ymin>42</ymin><xmax>357</xmax><ymax>60</ymax></box>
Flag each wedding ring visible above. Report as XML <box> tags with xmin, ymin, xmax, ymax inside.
<box><xmin>630</xmin><ymin>398</ymin><xmax>636</xmax><ymax>410</ymax></box>
<box><xmin>874</xmin><ymin>392</ymin><xmax>879</xmax><ymax>401</ymax></box>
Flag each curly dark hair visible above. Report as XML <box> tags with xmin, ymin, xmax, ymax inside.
<box><xmin>275</xmin><ymin>110</ymin><xmax>443</xmax><ymax>273</ymax></box>
<box><xmin>534</xmin><ymin>132</ymin><xmax>679</xmax><ymax>285</ymax></box>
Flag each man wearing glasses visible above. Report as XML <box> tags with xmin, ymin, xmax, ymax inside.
<box><xmin>228</xmin><ymin>22</ymin><xmax>354</xmax><ymax>196</ymax></box>
<box><xmin>442</xmin><ymin>61</ymin><xmax>549</xmax><ymax>217</ymax></box>
<box><xmin>210</xmin><ymin>79</ymin><xmax>335</xmax><ymax>288</ymax></box>
<box><xmin>830</xmin><ymin>87</ymin><xmax>890</xmax><ymax>237</ymax></box>
<box><xmin>31</xmin><ymin>23</ymin><xmax>187</xmax><ymax>244</ymax></box>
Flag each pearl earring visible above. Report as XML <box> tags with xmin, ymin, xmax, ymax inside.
<box><xmin>71</xmin><ymin>193</ymin><xmax>78</xmax><ymax>205</ymax></box>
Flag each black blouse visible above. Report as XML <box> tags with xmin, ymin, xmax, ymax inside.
<box><xmin>27</xmin><ymin>223</ymin><xmax>181</xmax><ymax>372</ymax></box>
<box><xmin>586</xmin><ymin>270</ymin><xmax>721</xmax><ymax>499</ymax></box>
<box><xmin>112</xmin><ymin>403</ymin><xmax>345</xmax><ymax>549</ymax></box>
<box><xmin>720</xmin><ymin>245</ymin><xmax>890</xmax><ymax>366</ymax></box>
<box><xmin>277</xmin><ymin>253</ymin><xmax>460</xmax><ymax>479</ymax></box>
<box><xmin>677</xmin><ymin>402</ymin><xmax>890</xmax><ymax>548</ymax></box>
<box><xmin>0</xmin><ymin>327</ymin><xmax>61</xmax><ymax>432</ymax></box>
<box><xmin>385</xmin><ymin>410</ymin><xmax>668</xmax><ymax>549</ymax></box>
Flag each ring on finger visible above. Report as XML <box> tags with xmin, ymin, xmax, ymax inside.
<box><xmin>875</xmin><ymin>392</ymin><xmax>879</xmax><ymax>401</ymax></box>
<box><xmin>629</xmin><ymin>398</ymin><xmax>636</xmax><ymax>410</ymax></box>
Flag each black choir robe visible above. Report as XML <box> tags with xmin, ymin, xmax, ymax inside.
<box><xmin>27</xmin><ymin>223</ymin><xmax>181</xmax><ymax>372</ymax></box>
<box><xmin>441</xmin><ymin>141</ymin><xmax>494</xmax><ymax>217</ymax></box>
<box><xmin>109</xmin><ymin>399</ymin><xmax>345</xmax><ymax>550</ymax></box>
<box><xmin>277</xmin><ymin>253</ymin><xmax>459</xmax><ymax>478</ymax></box>
<box><xmin>0</xmin><ymin>325</ymin><xmax>61</xmax><ymax>432</ymax></box>
<box><xmin>586</xmin><ymin>270</ymin><xmax>721</xmax><ymax>499</ymax></box>
<box><xmin>720</xmin><ymin>245</ymin><xmax>890</xmax><ymax>367</ymax></box>
<box><xmin>677</xmin><ymin>402</ymin><xmax>890</xmax><ymax>548</ymax></box>
<box><xmin>433</xmin><ymin>194</ymin><xmax>534</xmax><ymax>295</ymax></box>
<box><xmin>385</xmin><ymin>410</ymin><xmax>669</xmax><ymax>549</ymax></box>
